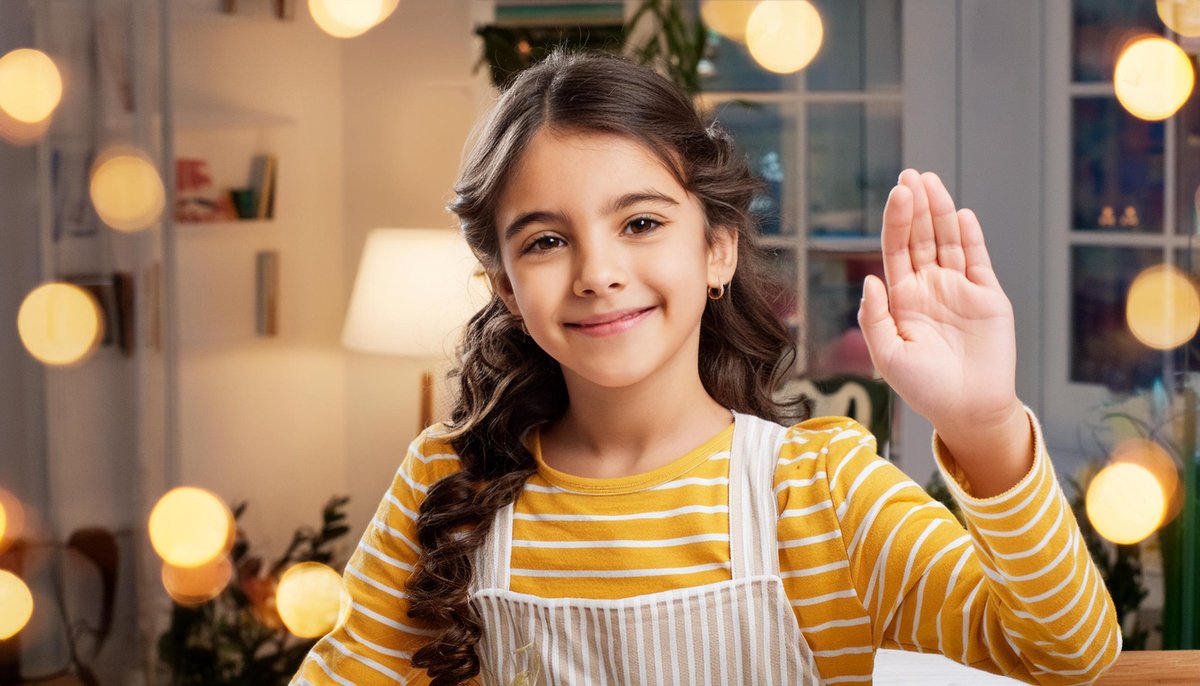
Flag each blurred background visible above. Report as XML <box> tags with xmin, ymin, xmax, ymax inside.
<box><xmin>0</xmin><ymin>0</ymin><xmax>1198</xmax><ymax>682</ymax></box>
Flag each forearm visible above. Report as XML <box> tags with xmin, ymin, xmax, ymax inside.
<box><xmin>933</xmin><ymin>401</ymin><xmax>1035</xmax><ymax>499</ymax></box>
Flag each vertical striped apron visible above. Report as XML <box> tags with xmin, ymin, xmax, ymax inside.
<box><xmin>469</xmin><ymin>412</ymin><xmax>823</xmax><ymax>685</ymax></box>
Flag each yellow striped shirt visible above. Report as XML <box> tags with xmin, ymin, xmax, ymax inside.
<box><xmin>292</xmin><ymin>407</ymin><xmax>1121</xmax><ymax>685</ymax></box>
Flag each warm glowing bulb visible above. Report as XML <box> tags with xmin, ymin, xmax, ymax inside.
<box><xmin>0</xmin><ymin>570</ymin><xmax>34</xmax><ymax>640</ymax></box>
<box><xmin>162</xmin><ymin>556</ymin><xmax>234</xmax><ymax>606</ymax></box>
<box><xmin>0</xmin><ymin>48</ymin><xmax>63</xmax><ymax>124</ymax></box>
<box><xmin>1125</xmin><ymin>264</ymin><xmax>1200</xmax><ymax>350</ymax></box>
<box><xmin>1114</xmin><ymin>36</ymin><xmax>1195</xmax><ymax>121</ymax></box>
<box><xmin>745</xmin><ymin>0</ymin><xmax>824</xmax><ymax>74</ymax></box>
<box><xmin>148</xmin><ymin>487</ymin><xmax>234</xmax><ymax>568</ymax></box>
<box><xmin>17</xmin><ymin>282</ymin><xmax>105</xmax><ymax>366</ymax></box>
<box><xmin>1086</xmin><ymin>461</ymin><xmax>1166</xmax><ymax>544</ymax></box>
<box><xmin>1158</xmin><ymin>0</ymin><xmax>1200</xmax><ymax>37</ymax></box>
<box><xmin>308</xmin><ymin>0</ymin><xmax>399</xmax><ymax>38</ymax></box>
<box><xmin>89</xmin><ymin>147</ymin><xmax>166</xmax><ymax>233</ymax></box>
<box><xmin>276</xmin><ymin>562</ymin><xmax>343</xmax><ymax>638</ymax></box>
<box><xmin>701</xmin><ymin>0</ymin><xmax>760</xmax><ymax>44</ymax></box>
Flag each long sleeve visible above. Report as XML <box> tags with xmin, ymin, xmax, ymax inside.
<box><xmin>775</xmin><ymin>408</ymin><xmax>1122</xmax><ymax>685</ymax></box>
<box><xmin>290</xmin><ymin>427</ymin><xmax>463</xmax><ymax>686</ymax></box>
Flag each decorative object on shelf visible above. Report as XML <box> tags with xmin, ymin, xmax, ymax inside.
<box><xmin>175</xmin><ymin>157</ymin><xmax>236</xmax><ymax>222</ymax></box>
<box><xmin>220</xmin><ymin>0</ymin><xmax>296</xmax><ymax>21</ymax></box>
<box><xmin>0</xmin><ymin>527</ymin><xmax>121</xmax><ymax>684</ymax></box>
<box><xmin>157</xmin><ymin>495</ymin><xmax>351</xmax><ymax>686</ymax></box>
<box><xmin>256</xmin><ymin>250</ymin><xmax>280</xmax><ymax>337</ymax></box>
<box><xmin>249</xmin><ymin>153</ymin><xmax>278</xmax><ymax>219</ymax></box>
<box><xmin>342</xmin><ymin>228</ymin><xmax>488</xmax><ymax>432</ymax></box>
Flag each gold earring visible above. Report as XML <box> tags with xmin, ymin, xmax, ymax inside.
<box><xmin>707</xmin><ymin>284</ymin><xmax>725</xmax><ymax>301</ymax></box>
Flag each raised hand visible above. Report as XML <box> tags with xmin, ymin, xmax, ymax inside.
<box><xmin>856</xmin><ymin>169</ymin><xmax>1019</xmax><ymax>439</ymax></box>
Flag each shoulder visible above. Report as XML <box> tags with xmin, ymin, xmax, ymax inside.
<box><xmin>772</xmin><ymin>415</ymin><xmax>881</xmax><ymax>495</ymax></box>
<box><xmin>396</xmin><ymin>421</ymin><xmax>466</xmax><ymax>493</ymax></box>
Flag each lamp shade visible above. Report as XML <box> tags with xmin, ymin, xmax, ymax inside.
<box><xmin>341</xmin><ymin>228</ymin><xmax>487</xmax><ymax>358</ymax></box>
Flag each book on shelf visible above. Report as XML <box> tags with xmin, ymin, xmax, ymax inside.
<box><xmin>248</xmin><ymin>153</ymin><xmax>277</xmax><ymax>219</ymax></box>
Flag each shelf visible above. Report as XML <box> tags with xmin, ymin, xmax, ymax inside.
<box><xmin>173</xmin><ymin>99</ymin><xmax>296</xmax><ymax>130</ymax></box>
<box><xmin>176</xmin><ymin>219</ymin><xmax>277</xmax><ymax>230</ymax></box>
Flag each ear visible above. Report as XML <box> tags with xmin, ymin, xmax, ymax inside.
<box><xmin>489</xmin><ymin>269</ymin><xmax>522</xmax><ymax>317</ymax></box>
<box><xmin>707</xmin><ymin>226</ymin><xmax>738</xmax><ymax>287</ymax></box>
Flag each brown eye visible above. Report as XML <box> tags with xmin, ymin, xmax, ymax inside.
<box><xmin>625</xmin><ymin>216</ymin><xmax>662</xmax><ymax>234</ymax></box>
<box><xmin>524</xmin><ymin>234</ymin><xmax>564</xmax><ymax>254</ymax></box>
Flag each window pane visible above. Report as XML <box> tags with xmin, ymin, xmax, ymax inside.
<box><xmin>706</xmin><ymin>100</ymin><xmax>798</xmax><ymax>235</ymax></box>
<box><xmin>1071</xmin><ymin>245</ymin><xmax>1165</xmax><ymax>390</ymax></box>
<box><xmin>688</xmin><ymin>0</ymin><xmax>794</xmax><ymax>93</ymax></box>
<box><xmin>808</xmin><ymin>101</ymin><xmax>901</xmax><ymax>236</ymax></box>
<box><xmin>1072</xmin><ymin>97</ymin><xmax>1164</xmax><ymax>233</ymax></box>
<box><xmin>806</xmin><ymin>0</ymin><xmax>901</xmax><ymax>92</ymax></box>
<box><xmin>805</xmin><ymin>250</ymin><xmax>883</xmax><ymax>377</ymax></box>
<box><xmin>762</xmin><ymin>246</ymin><xmax>800</xmax><ymax>343</ymax></box>
<box><xmin>1177</xmin><ymin>85</ymin><xmax>1200</xmax><ymax>236</ymax></box>
<box><xmin>1072</xmin><ymin>0</ymin><xmax>1160</xmax><ymax>83</ymax></box>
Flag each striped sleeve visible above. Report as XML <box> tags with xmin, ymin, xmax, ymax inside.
<box><xmin>290</xmin><ymin>425</ymin><xmax>463</xmax><ymax>686</ymax></box>
<box><xmin>810</xmin><ymin>407</ymin><xmax>1121</xmax><ymax>685</ymax></box>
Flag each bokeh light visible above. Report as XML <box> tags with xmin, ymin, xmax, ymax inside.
<box><xmin>17</xmin><ymin>282</ymin><xmax>105</xmax><ymax>366</ymax></box>
<box><xmin>700</xmin><ymin>0</ymin><xmax>760</xmax><ymax>44</ymax></box>
<box><xmin>162</xmin><ymin>556</ymin><xmax>234</xmax><ymax>606</ymax></box>
<box><xmin>0</xmin><ymin>48</ymin><xmax>63</xmax><ymax>124</ymax></box>
<box><xmin>1113</xmin><ymin>35</ymin><xmax>1195</xmax><ymax>121</ymax></box>
<box><xmin>148</xmin><ymin>487</ymin><xmax>234</xmax><ymax>568</ymax></box>
<box><xmin>0</xmin><ymin>570</ymin><xmax>34</xmax><ymax>640</ymax></box>
<box><xmin>89</xmin><ymin>147</ymin><xmax>166</xmax><ymax>233</ymax></box>
<box><xmin>308</xmin><ymin>0</ymin><xmax>399</xmax><ymax>38</ymax></box>
<box><xmin>745</xmin><ymin>0</ymin><xmax>824</xmax><ymax>74</ymax></box>
<box><xmin>1125</xmin><ymin>264</ymin><xmax>1200</xmax><ymax>350</ymax></box>
<box><xmin>276</xmin><ymin>562</ymin><xmax>343</xmax><ymax>638</ymax></box>
<box><xmin>1158</xmin><ymin>0</ymin><xmax>1200</xmax><ymax>37</ymax></box>
<box><xmin>0</xmin><ymin>104</ymin><xmax>52</xmax><ymax>146</ymax></box>
<box><xmin>1086</xmin><ymin>461</ymin><xmax>1167</xmax><ymax>544</ymax></box>
<box><xmin>1110</xmin><ymin>438</ymin><xmax>1183</xmax><ymax>525</ymax></box>
<box><xmin>0</xmin><ymin>488</ymin><xmax>24</xmax><ymax>555</ymax></box>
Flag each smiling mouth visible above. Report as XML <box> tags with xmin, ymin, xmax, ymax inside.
<box><xmin>564</xmin><ymin>307</ymin><xmax>656</xmax><ymax>336</ymax></box>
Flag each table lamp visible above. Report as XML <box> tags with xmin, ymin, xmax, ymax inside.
<box><xmin>341</xmin><ymin>228</ymin><xmax>487</xmax><ymax>432</ymax></box>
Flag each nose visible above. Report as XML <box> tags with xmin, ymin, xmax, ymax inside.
<box><xmin>572</xmin><ymin>236</ymin><xmax>627</xmax><ymax>297</ymax></box>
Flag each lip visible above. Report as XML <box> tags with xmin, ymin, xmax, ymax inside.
<box><xmin>565</xmin><ymin>306</ymin><xmax>656</xmax><ymax>337</ymax></box>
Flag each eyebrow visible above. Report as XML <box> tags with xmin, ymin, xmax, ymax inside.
<box><xmin>501</xmin><ymin>189</ymin><xmax>680</xmax><ymax>242</ymax></box>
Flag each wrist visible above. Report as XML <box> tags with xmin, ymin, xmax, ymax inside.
<box><xmin>934</xmin><ymin>401</ymin><xmax>1034</xmax><ymax>499</ymax></box>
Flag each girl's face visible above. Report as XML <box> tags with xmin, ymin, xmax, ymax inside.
<box><xmin>492</xmin><ymin>129</ymin><xmax>737</xmax><ymax>390</ymax></box>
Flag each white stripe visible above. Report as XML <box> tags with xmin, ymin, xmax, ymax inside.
<box><xmin>880</xmin><ymin>519</ymin><xmax>949</xmax><ymax>628</ymax></box>
<box><xmin>938</xmin><ymin>546</ymin><xmax>974</xmax><ymax>655</ymax></box>
<box><xmin>828</xmin><ymin>428</ymin><xmax>865</xmax><ymax>445</ymax></box>
<box><xmin>862</xmin><ymin>503</ymin><xmax>943</xmax><ymax>613</ymax></box>
<box><xmin>407</xmin><ymin>448</ymin><xmax>459</xmax><ymax>465</ymax></box>
<box><xmin>327</xmin><ymin>636</ymin><xmax>407</xmax><ymax>683</ymax></box>
<box><xmin>824</xmin><ymin>676</ymin><xmax>873</xmax><ymax>684</ymax></box>
<box><xmin>510</xmin><ymin>561</ymin><xmax>730</xmax><ymax>578</ymax></box>
<box><xmin>812</xmin><ymin>645</ymin><xmax>874</xmax><ymax>658</ymax></box>
<box><xmin>309</xmin><ymin>652</ymin><xmax>359</xmax><ymax>686</ymax></box>
<box><xmin>790</xmin><ymin>588</ymin><xmax>859</xmax><ymax>607</ymax></box>
<box><xmin>371</xmin><ymin>516</ymin><xmax>421</xmax><ymax>555</ymax></box>
<box><xmin>359</xmin><ymin>541</ymin><xmax>414</xmax><ymax>572</ymax></box>
<box><xmin>780</xmin><ymin>559</ymin><xmax>849</xmax><ymax>578</ymax></box>
<box><xmin>846</xmin><ymin>481</ymin><xmax>925</xmax><ymax>555</ymax></box>
<box><xmin>799</xmin><ymin>615</ymin><xmax>871</xmax><ymax>633</ymax></box>
<box><xmin>346</xmin><ymin>564</ymin><xmax>407</xmax><ymax>600</ymax></box>
<box><xmin>828</xmin><ymin>440</ymin><xmax>874</xmax><ymax>486</ymax></box>
<box><xmin>971</xmin><ymin>488</ymin><xmax>1058</xmax><ymax>538</ymax></box>
<box><xmin>510</xmin><ymin>532</ymin><xmax>728</xmax><ymax>549</ymax></box>
<box><xmin>955</xmin><ymin>460</ymin><xmax>1049</xmax><ymax>519</ymax></box>
<box><xmin>778</xmin><ymin>529</ymin><xmax>841</xmax><ymax>549</ymax></box>
<box><xmin>1030</xmin><ymin>628</ymin><xmax>1114</xmax><ymax>677</ymax></box>
<box><xmin>911</xmin><ymin>536</ymin><xmax>971</xmax><ymax>649</ymax></box>
<box><xmin>385</xmin><ymin>493</ymin><xmax>420</xmax><ymax>522</ymax></box>
<box><xmin>394</xmin><ymin>467</ymin><xmax>428</xmax><ymax>495</ymax></box>
<box><xmin>651</xmin><ymin>476</ymin><xmax>729</xmax><ymax>490</ymax></box>
<box><xmin>960</xmin><ymin>580</ymin><xmax>984</xmax><ymax>663</ymax></box>
<box><xmin>834</xmin><ymin>459</ymin><xmax>888</xmax><ymax>520</ymax></box>
<box><xmin>986</xmin><ymin>496</ymin><xmax>1066</xmax><ymax>561</ymax></box>
<box><xmin>779</xmin><ymin>500</ymin><xmax>834</xmax><ymax>518</ymax></box>
<box><xmin>351</xmin><ymin>601</ymin><xmax>436</xmax><ymax>636</ymax></box>
<box><xmin>773</xmin><ymin>472</ymin><xmax>827</xmax><ymax>495</ymax></box>
<box><xmin>345</xmin><ymin>626</ymin><xmax>413</xmax><ymax>660</ymax></box>
<box><xmin>512</xmin><ymin>504</ymin><xmax>728</xmax><ymax>521</ymax></box>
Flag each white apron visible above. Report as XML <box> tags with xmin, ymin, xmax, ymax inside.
<box><xmin>469</xmin><ymin>411</ymin><xmax>824</xmax><ymax>685</ymax></box>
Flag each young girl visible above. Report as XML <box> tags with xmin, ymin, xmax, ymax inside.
<box><xmin>292</xmin><ymin>49</ymin><xmax>1120</xmax><ymax>686</ymax></box>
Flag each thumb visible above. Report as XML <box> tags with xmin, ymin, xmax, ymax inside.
<box><xmin>857</xmin><ymin>274</ymin><xmax>898</xmax><ymax>370</ymax></box>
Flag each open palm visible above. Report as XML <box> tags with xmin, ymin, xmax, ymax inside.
<box><xmin>857</xmin><ymin>169</ymin><xmax>1017</xmax><ymax>431</ymax></box>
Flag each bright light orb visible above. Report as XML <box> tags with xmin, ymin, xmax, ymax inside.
<box><xmin>746</xmin><ymin>0</ymin><xmax>824</xmax><ymax>74</ymax></box>
<box><xmin>1158</xmin><ymin>0</ymin><xmax>1200</xmax><ymax>37</ymax></box>
<box><xmin>0</xmin><ymin>570</ymin><xmax>34</xmax><ymax>640</ymax></box>
<box><xmin>0</xmin><ymin>48</ymin><xmax>63</xmax><ymax>124</ymax></box>
<box><xmin>0</xmin><ymin>488</ymin><xmax>24</xmax><ymax>554</ymax></box>
<box><xmin>308</xmin><ymin>0</ymin><xmax>399</xmax><ymax>39</ymax></box>
<box><xmin>1111</xmin><ymin>438</ymin><xmax>1183</xmax><ymax>524</ymax></box>
<box><xmin>1125</xmin><ymin>264</ymin><xmax>1200</xmax><ymax>350</ymax></box>
<box><xmin>276</xmin><ymin>562</ymin><xmax>343</xmax><ymax>638</ymax></box>
<box><xmin>148</xmin><ymin>487</ymin><xmax>234</xmax><ymax>568</ymax></box>
<box><xmin>701</xmin><ymin>0</ymin><xmax>760</xmax><ymax>44</ymax></box>
<box><xmin>1086</xmin><ymin>461</ymin><xmax>1166</xmax><ymax>544</ymax></box>
<box><xmin>1114</xmin><ymin>36</ymin><xmax>1195</xmax><ymax>121</ymax></box>
<box><xmin>162</xmin><ymin>556</ymin><xmax>233</xmax><ymax>606</ymax></box>
<box><xmin>17</xmin><ymin>282</ymin><xmax>105</xmax><ymax>366</ymax></box>
<box><xmin>89</xmin><ymin>147</ymin><xmax>166</xmax><ymax>233</ymax></box>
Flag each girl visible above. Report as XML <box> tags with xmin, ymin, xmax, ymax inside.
<box><xmin>293</xmin><ymin>49</ymin><xmax>1120</xmax><ymax>685</ymax></box>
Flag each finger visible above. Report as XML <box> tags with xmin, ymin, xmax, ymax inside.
<box><xmin>922</xmin><ymin>172</ymin><xmax>966</xmax><ymax>273</ymax></box>
<box><xmin>881</xmin><ymin>183</ymin><xmax>915</xmax><ymax>289</ymax></box>
<box><xmin>899</xmin><ymin>168</ymin><xmax>937</xmax><ymax>271</ymax></box>
<box><xmin>958</xmin><ymin>207</ymin><xmax>1001</xmax><ymax>289</ymax></box>
<box><xmin>857</xmin><ymin>274</ymin><xmax>900</xmax><ymax>375</ymax></box>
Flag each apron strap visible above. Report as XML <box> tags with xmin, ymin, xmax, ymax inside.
<box><xmin>729</xmin><ymin>412</ymin><xmax>789</xmax><ymax>579</ymax></box>
<box><xmin>473</xmin><ymin>501</ymin><xmax>514</xmax><ymax>593</ymax></box>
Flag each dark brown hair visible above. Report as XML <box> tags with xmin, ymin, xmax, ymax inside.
<box><xmin>405</xmin><ymin>47</ymin><xmax>807</xmax><ymax>684</ymax></box>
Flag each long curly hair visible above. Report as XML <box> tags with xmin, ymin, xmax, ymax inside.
<box><xmin>405</xmin><ymin>47</ymin><xmax>808</xmax><ymax>685</ymax></box>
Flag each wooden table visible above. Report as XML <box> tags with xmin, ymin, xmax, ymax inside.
<box><xmin>1094</xmin><ymin>650</ymin><xmax>1200</xmax><ymax>685</ymax></box>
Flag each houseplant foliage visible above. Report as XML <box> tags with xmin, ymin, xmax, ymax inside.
<box><xmin>157</xmin><ymin>495</ymin><xmax>351</xmax><ymax>685</ymax></box>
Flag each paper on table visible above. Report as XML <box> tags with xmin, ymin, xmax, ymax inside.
<box><xmin>872</xmin><ymin>648</ymin><xmax>1029</xmax><ymax>685</ymax></box>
